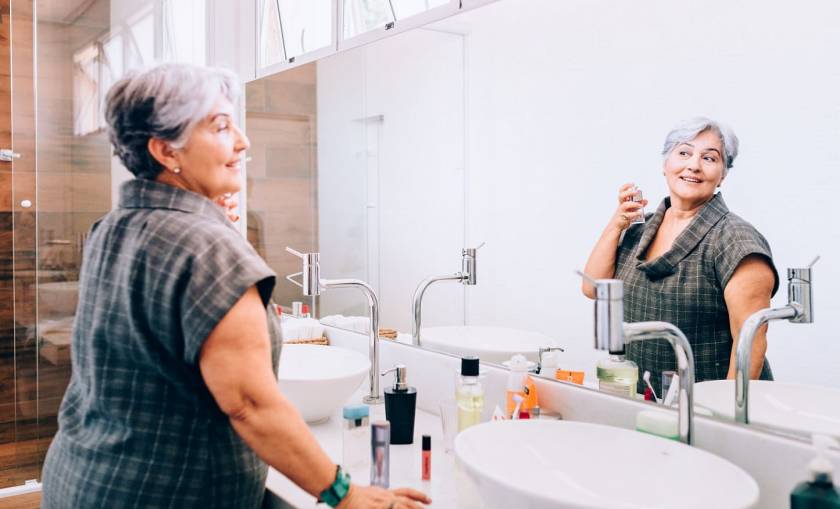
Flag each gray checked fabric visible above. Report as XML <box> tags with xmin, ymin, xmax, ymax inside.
<box><xmin>615</xmin><ymin>193</ymin><xmax>779</xmax><ymax>395</ymax></box>
<box><xmin>41</xmin><ymin>179</ymin><xmax>281</xmax><ymax>509</ymax></box>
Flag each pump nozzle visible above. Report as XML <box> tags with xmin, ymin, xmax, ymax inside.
<box><xmin>809</xmin><ymin>434</ymin><xmax>839</xmax><ymax>482</ymax></box>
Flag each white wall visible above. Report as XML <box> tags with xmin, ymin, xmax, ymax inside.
<box><xmin>453</xmin><ymin>0</ymin><xmax>840</xmax><ymax>386</ymax></box>
<box><xmin>317</xmin><ymin>29</ymin><xmax>467</xmax><ymax>331</ymax></box>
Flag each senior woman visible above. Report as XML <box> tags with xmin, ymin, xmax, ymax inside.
<box><xmin>582</xmin><ymin>117</ymin><xmax>779</xmax><ymax>396</ymax></box>
<box><xmin>41</xmin><ymin>63</ymin><xmax>430</xmax><ymax>509</ymax></box>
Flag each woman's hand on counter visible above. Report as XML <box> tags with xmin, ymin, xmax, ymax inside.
<box><xmin>338</xmin><ymin>484</ymin><xmax>431</xmax><ymax>509</ymax></box>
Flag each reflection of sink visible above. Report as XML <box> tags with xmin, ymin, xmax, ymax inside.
<box><xmin>455</xmin><ymin>420</ymin><xmax>759</xmax><ymax>509</ymax></box>
<box><xmin>695</xmin><ymin>380</ymin><xmax>840</xmax><ymax>438</ymax></box>
<box><xmin>277</xmin><ymin>345</ymin><xmax>370</xmax><ymax>423</ymax></box>
<box><xmin>421</xmin><ymin>326</ymin><xmax>561</xmax><ymax>364</ymax></box>
<box><xmin>39</xmin><ymin>281</ymin><xmax>79</xmax><ymax>317</ymax></box>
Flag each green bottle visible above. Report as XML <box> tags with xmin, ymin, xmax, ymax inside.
<box><xmin>791</xmin><ymin>435</ymin><xmax>840</xmax><ymax>509</ymax></box>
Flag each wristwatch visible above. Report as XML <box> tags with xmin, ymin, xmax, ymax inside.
<box><xmin>318</xmin><ymin>465</ymin><xmax>351</xmax><ymax>507</ymax></box>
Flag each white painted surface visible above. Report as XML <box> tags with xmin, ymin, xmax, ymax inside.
<box><xmin>457</xmin><ymin>0</ymin><xmax>840</xmax><ymax>388</ymax></box>
<box><xmin>317</xmin><ymin>28</ymin><xmax>466</xmax><ymax>330</ymax></box>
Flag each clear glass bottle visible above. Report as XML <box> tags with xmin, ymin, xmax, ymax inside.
<box><xmin>596</xmin><ymin>354</ymin><xmax>638</xmax><ymax>399</ymax></box>
<box><xmin>456</xmin><ymin>357</ymin><xmax>484</xmax><ymax>431</ymax></box>
<box><xmin>342</xmin><ymin>404</ymin><xmax>370</xmax><ymax>474</ymax></box>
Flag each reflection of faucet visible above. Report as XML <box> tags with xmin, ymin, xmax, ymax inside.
<box><xmin>537</xmin><ymin>346</ymin><xmax>565</xmax><ymax>374</ymax></box>
<box><xmin>286</xmin><ymin>247</ymin><xmax>384</xmax><ymax>404</ymax></box>
<box><xmin>579</xmin><ymin>272</ymin><xmax>696</xmax><ymax>445</ymax></box>
<box><xmin>411</xmin><ymin>243</ymin><xmax>484</xmax><ymax>346</ymax></box>
<box><xmin>735</xmin><ymin>258</ymin><xmax>817</xmax><ymax>424</ymax></box>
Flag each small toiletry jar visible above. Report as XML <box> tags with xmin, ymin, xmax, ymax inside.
<box><xmin>556</xmin><ymin>369</ymin><xmax>585</xmax><ymax>385</ymax></box>
<box><xmin>342</xmin><ymin>404</ymin><xmax>370</xmax><ymax>472</ymax></box>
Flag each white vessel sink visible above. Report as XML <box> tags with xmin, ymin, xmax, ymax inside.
<box><xmin>695</xmin><ymin>380</ymin><xmax>840</xmax><ymax>438</ymax></box>
<box><xmin>39</xmin><ymin>280</ymin><xmax>79</xmax><ymax>318</ymax></box>
<box><xmin>421</xmin><ymin>326</ymin><xmax>561</xmax><ymax>364</ymax></box>
<box><xmin>455</xmin><ymin>420</ymin><xmax>759</xmax><ymax>509</ymax></box>
<box><xmin>277</xmin><ymin>345</ymin><xmax>370</xmax><ymax>423</ymax></box>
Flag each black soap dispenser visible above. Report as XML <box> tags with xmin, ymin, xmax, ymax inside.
<box><xmin>382</xmin><ymin>364</ymin><xmax>417</xmax><ymax>445</ymax></box>
<box><xmin>791</xmin><ymin>434</ymin><xmax>840</xmax><ymax>508</ymax></box>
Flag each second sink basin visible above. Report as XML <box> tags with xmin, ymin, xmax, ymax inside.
<box><xmin>455</xmin><ymin>420</ymin><xmax>759</xmax><ymax>509</ymax></box>
<box><xmin>421</xmin><ymin>325</ymin><xmax>562</xmax><ymax>364</ymax></box>
<box><xmin>695</xmin><ymin>380</ymin><xmax>840</xmax><ymax>439</ymax></box>
<box><xmin>277</xmin><ymin>345</ymin><xmax>370</xmax><ymax>423</ymax></box>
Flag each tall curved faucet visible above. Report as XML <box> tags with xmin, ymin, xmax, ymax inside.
<box><xmin>581</xmin><ymin>273</ymin><xmax>696</xmax><ymax>445</ymax></box>
<box><xmin>286</xmin><ymin>247</ymin><xmax>384</xmax><ymax>404</ymax></box>
<box><xmin>735</xmin><ymin>258</ymin><xmax>817</xmax><ymax>424</ymax></box>
<box><xmin>412</xmin><ymin>243</ymin><xmax>484</xmax><ymax>346</ymax></box>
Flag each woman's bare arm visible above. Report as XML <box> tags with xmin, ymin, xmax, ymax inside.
<box><xmin>198</xmin><ymin>287</ymin><xmax>430</xmax><ymax>509</ymax></box>
<box><xmin>723</xmin><ymin>255</ymin><xmax>776</xmax><ymax>379</ymax></box>
<box><xmin>199</xmin><ymin>287</ymin><xmax>336</xmax><ymax>495</ymax></box>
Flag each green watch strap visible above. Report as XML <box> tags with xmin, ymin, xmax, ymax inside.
<box><xmin>318</xmin><ymin>465</ymin><xmax>351</xmax><ymax>508</ymax></box>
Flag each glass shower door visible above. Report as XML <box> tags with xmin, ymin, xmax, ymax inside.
<box><xmin>0</xmin><ymin>0</ymin><xmax>44</xmax><ymax>495</ymax></box>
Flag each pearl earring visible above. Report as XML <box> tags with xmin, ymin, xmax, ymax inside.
<box><xmin>171</xmin><ymin>167</ymin><xmax>181</xmax><ymax>174</ymax></box>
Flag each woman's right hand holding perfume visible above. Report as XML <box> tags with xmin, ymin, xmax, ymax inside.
<box><xmin>612</xmin><ymin>183</ymin><xmax>647</xmax><ymax>232</ymax></box>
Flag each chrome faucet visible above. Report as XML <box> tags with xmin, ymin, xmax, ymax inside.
<box><xmin>411</xmin><ymin>243</ymin><xmax>484</xmax><ymax>346</ymax></box>
<box><xmin>735</xmin><ymin>257</ymin><xmax>817</xmax><ymax>424</ymax></box>
<box><xmin>579</xmin><ymin>272</ymin><xmax>696</xmax><ymax>445</ymax></box>
<box><xmin>286</xmin><ymin>247</ymin><xmax>384</xmax><ymax>404</ymax></box>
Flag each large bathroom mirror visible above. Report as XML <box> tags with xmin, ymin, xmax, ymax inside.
<box><xmin>245</xmin><ymin>0</ymin><xmax>840</xmax><ymax>441</ymax></box>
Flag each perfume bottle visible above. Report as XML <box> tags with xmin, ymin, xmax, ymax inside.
<box><xmin>630</xmin><ymin>187</ymin><xmax>645</xmax><ymax>225</ymax></box>
<box><xmin>456</xmin><ymin>357</ymin><xmax>484</xmax><ymax>431</ymax></box>
<box><xmin>596</xmin><ymin>353</ymin><xmax>639</xmax><ymax>399</ymax></box>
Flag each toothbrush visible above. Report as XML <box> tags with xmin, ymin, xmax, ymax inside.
<box><xmin>511</xmin><ymin>394</ymin><xmax>524</xmax><ymax>420</ymax></box>
<box><xmin>643</xmin><ymin>371</ymin><xmax>659</xmax><ymax>403</ymax></box>
<box><xmin>663</xmin><ymin>375</ymin><xmax>680</xmax><ymax>407</ymax></box>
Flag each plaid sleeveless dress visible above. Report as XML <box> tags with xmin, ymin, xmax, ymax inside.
<box><xmin>42</xmin><ymin>179</ymin><xmax>281</xmax><ymax>508</ymax></box>
<box><xmin>615</xmin><ymin>193</ymin><xmax>779</xmax><ymax>395</ymax></box>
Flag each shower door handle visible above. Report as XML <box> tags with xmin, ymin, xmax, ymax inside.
<box><xmin>1</xmin><ymin>149</ymin><xmax>22</xmax><ymax>162</ymax></box>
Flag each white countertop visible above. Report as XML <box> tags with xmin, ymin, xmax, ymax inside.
<box><xmin>266</xmin><ymin>386</ymin><xmax>462</xmax><ymax>508</ymax></box>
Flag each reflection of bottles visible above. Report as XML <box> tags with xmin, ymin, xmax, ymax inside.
<box><xmin>456</xmin><ymin>357</ymin><xmax>484</xmax><ymax>432</ymax></box>
<box><xmin>505</xmin><ymin>354</ymin><xmax>529</xmax><ymax>417</ymax></box>
<box><xmin>597</xmin><ymin>354</ymin><xmax>638</xmax><ymax>399</ymax></box>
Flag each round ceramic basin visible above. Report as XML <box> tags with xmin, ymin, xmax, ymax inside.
<box><xmin>695</xmin><ymin>380</ymin><xmax>840</xmax><ymax>438</ymax></box>
<box><xmin>39</xmin><ymin>280</ymin><xmax>79</xmax><ymax>317</ymax></box>
<box><xmin>421</xmin><ymin>326</ymin><xmax>561</xmax><ymax>364</ymax></box>
<box><xmin>277</xmin><ymin>345</ymin><xmax>370</xmax><ymax>423</ymax></box>
<box><xmin>455</xmin><ymin>420</ymin><xmax>759</xmax><ymax>509</ymax></box>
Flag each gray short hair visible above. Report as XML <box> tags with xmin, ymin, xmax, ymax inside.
<box><xmin>661</xmin><ymin>117</ymin><xmax>739</xmax><ymax>173</ymax></box>
<box><xmin>104</xmin><ymin>63</ymin><xmax>240</xmax><ymax>179</ymax></box>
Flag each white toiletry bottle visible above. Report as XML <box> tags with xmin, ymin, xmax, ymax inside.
<box><xmin>505</xmin><ymin>354</ymin><xmax>529</xmax><ymax>418</ymax></box>
<box><xmin>596</xmin><ymin>353</ymin><xmax>638</xmax><ymax>399</ymax></box>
